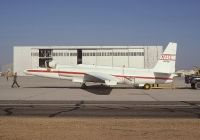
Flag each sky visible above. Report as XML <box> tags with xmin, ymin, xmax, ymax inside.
<box><xmin>0</xmin><ymin>0</ymin><xmax>200</xmax><ymax>70</ymax></box>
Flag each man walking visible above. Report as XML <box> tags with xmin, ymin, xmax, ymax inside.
<box><xmin>11</xmin><ymin>72</ymin><xmax>20</xmax><ymax>88</ymax></box>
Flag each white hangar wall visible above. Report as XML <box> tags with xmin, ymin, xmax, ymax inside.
<box><xmin>13</xmin><ymin>46</ymin><xmax>163</xmax><ymax>76</ymax></box>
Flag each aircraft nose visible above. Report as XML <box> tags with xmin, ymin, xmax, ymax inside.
<box><xmin>24</xmin><ymin>69</ymin><xmax>31</xmax><ymax>75</ymax></box>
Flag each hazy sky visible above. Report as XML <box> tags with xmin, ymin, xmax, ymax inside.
<box><xmin>0</xmin><ymin>0</ymin><xmax>200</xmax><ymax>70</ymax></box>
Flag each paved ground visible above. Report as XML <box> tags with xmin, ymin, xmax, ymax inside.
<box><xmin>0</xmin><ymin>101</ymin><xmax>200</xmax><ymax>118</ymax></box>
<box><xmin>0</xmin><ymin>76</ymin><xmax>199</xmax><ymax>101</ymax></box>
<box><xmin>1</xmin><ymin>76</ymin><xmax>200</xmax><ymax>140</ymax></box>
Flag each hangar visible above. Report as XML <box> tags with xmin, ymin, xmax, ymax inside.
<box><xmin>13</xmin><ymin>45</ymin><xmax>163</xmax><ymax>76</ymax></box>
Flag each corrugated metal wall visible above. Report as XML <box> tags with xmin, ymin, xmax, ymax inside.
<box><xmin>13</xmin><ymin>46</ymin><xmax>163</xmax><ymax>76</ymax></box>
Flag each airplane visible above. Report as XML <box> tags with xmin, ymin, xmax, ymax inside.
<box><xmin>24</xmin><ymin>42</ymin><xmax>177</xmax><ymax>89</ymax></box>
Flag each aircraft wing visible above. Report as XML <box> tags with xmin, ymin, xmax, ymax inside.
<box><xmin>85</xmin><ymin>72</ymin><xmax>118</xmax><ymax>86</ymax></box>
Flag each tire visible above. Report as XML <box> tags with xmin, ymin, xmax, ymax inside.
<box><xmin>191</xmin><ymin>83</ymin><xmax>195</xmax><ymax>89</ymax></box>
<box><xmin>144</xmin><ymin>83</ymin><xmax>151</xmax><ymax>90</ymax></box>
<box><xmin>81</xmin><ymin>83</ymin><xmax>87</xmax><ymax>89</ymax></box>
<box><xmin>195</xmin><ymin>82</ymin><xmax>200</xmax><ymax>90</ymax></box>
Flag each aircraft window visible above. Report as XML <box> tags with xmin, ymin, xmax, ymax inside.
<box><xmin>133</xmin><ymin>52</ymin><xmax>136</xmax><ymax>56</ymax></box>
<box><xmin>93</xmin><ymin>52</ymin><xmax>95</xmax><ymax>56</ymax></box>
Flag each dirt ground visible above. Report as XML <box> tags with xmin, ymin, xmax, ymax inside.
<box><xmin>0</xmin><ymin>117</ymin><xmax>200</xmax><ymax>140</ymax></box>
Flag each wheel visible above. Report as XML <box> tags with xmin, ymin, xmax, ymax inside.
<box><xmin>81</xmin><ymin>83</ymin><xmax>87</xmax><ymax>89</ymax></box>
<box><xmin>195</xmin><ymin>82</ymin><xmax>200</xmax><ymax>90</ymax></box>
<box><xmin>191</xmin><ymin>83</ymin><xmax>195</xmax><ymax>89</ymax></box>
<box><xmin>144</xmin><ymin>83</ymin><xmax>151</xmax><ymax>90</ymax></box>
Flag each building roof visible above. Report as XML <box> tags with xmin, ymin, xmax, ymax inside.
<box><xmin>14</xmin><ymin>45</ymin><xmax>162</xmax><ymax>50</ymax></box>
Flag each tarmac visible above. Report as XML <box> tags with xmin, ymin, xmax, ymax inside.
<box><xmin>0</xmin><ymin>76</ymin><xmax>199</xmax><ymax>101</ymax></box>
<box><xmin>0</xmin><ymin>76</ymin><xmax>200</xmax><ymax>118</ymax></box>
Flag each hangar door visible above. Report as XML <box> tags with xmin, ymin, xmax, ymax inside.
<box><xmin>69</xmin><ymin>50</ymin><xmax>77</xmax><ymax>65</ymax></box>
<box><xmin>96</xmin><ymin>49</ymin><xmax>112</xmax><ymax>66</ymax></box>
<box><xmin>113</xmin><ymin>49</ymin><xmax>129</xmax><ymax>67</ymax></box>
<box><xmin>128</xmin><ymin>48</ymin><xmax>144</xmax><ymax>68</ymax></box>
<box><xmin>31</xmin><ymin>49</ymin><xmax>39</xmax><ymax>68</ymax></box>
<box><xmin>82</xmin><ymin>50</ymin><xmax>96</xmax><ymax>65</ymax></box>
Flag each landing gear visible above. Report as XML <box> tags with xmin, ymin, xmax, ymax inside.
<box><xmin>144</xmin><ymin>83</ymin><xmax>151</xmax><ymax>90</ymax></box>
<box><xmin>81</xmin><ymin>83</ymin><xmax>87</xmax><ymax>89</ymax></box>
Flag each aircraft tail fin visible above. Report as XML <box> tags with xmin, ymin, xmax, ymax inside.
<box><xmin>153</xmin><ymin>42</ymin><xmax>177</xmax><ymax>74</ymax></box>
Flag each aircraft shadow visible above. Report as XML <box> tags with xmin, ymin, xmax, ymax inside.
<box><xmin>83</xmin><ymin>85</ymin><xmax>113</xmax><ymax>95</ymax></box>
<box><xmin>24</xmin><ymin>86</ymin><xmax>113</xmax><ymax>95</ymax></box>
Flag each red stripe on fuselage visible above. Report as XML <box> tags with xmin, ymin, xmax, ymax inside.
<box><xmin>27</xmin><ymin>70</ymin><xmax>173</xmax><ymax>81</ymax></box>
<box><xmin>113</xmin><ymin>75</ymin><xmax>173</xmax><ymax>80</ymax></box>
<box><xmin>27</xmin><ymin>70</ymin><xmax>85</xmax><ymax>75</ymax></box>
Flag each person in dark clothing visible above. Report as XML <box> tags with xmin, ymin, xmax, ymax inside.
<box><xmin>11</xmin><ymin>72</ymin><xmax>20</xmax><ymax>88</ymax></box>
